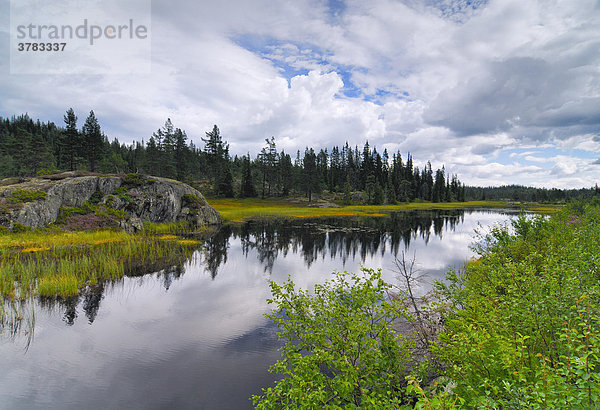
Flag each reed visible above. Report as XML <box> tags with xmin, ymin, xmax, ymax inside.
<box><xmin>0</xmin><ymin>226</ymin><xmax>203</xmax><ymax>300</ymax></box>
<box><xmin>208</xmin><ymin>198</ymin><xmax>538</xmax><ymax>222</ymax></box>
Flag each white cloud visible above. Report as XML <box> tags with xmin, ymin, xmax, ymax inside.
<box><xmin>0</xmin><ymin>0</ymin><xmax>598</xmax><ymax>188</ymax></box>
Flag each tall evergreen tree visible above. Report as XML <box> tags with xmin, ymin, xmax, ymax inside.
<box><xmin>240</xmin><ymin>154</ymin><xmax>257</xmax><ymax>198</ymax></box>
<box><xmin>173</xmin><ymin>127</ymin><xmax>188</xmax><ymax>181</ymax></box>
<box><xmin>258</xmin><ymin>137</ymin><xmax>278</xmax><ymax>197</ymax></box>
<box><xmin>279</xmin><ymin>151</ymin><xmax>293</xmax><ymax>196</ymax></box>
<box><xmin>61</xmin><ymin>108</ymin><xmax>81</xmax><ymax>171</ymax></box>
<box><xmin>82</xmin><ymin>110</ymin><xmax>103</xmax><ymax>172</ymax></box>
<box><xmin>432</xmin><ymin>168</ymin><xmax>446</xmax><ymax>203</ymax></box>
<box><xmin>303</xmin><ymin>148</ymin><xmax>318</xmax><ymax>202</ymax></box>
<box><xmin>161</xmin><ymin>118</ymin><xmax>176</xmax><ymax>178</ymax></box>
<box><xmin>202</xmin><ymin>125</ymin><xmax>227</xmax><ymax>186</ymax></box>
<box><xmin>145</xmin><ymin>136</ymin><xmax>160</xmax><ymax>175</ymax></box>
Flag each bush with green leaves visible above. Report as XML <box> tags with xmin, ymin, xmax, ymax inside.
<box><xmin>8</xmin><ymin>189</ymin><xmax>47</xmax><ymax>203</ymax></box>
<box><xmin>429</xmin><ymin>200</ymin><xmax>600</xmax><ymax>407</ymax></box>
<box><xmin>252</xmin><ymin>268</ymin><xmax>414</xmax><ymax>408</ymax></box>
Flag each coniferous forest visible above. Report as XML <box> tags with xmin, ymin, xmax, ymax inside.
<box><xmin>0</xmin><ymin>111</ymin><xmax>465</xmax><ymax>203</ymax></box>
<box><xmin>1</xmin><ymin>111</ymin><xmax>596</xmax><ymax>202</ymax></box>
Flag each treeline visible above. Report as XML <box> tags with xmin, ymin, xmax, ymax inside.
<box><xmin>0</xmin><ymin>111</ymin><xmax>465</xmax><ymax>204</ymax></box>
<box><xmin>465</xmin><ymin>184</ymin><xmax>598</xmax><ymax>203</ymax></box>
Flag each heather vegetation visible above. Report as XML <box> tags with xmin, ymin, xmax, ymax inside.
<box><xmin>252</xmin><ymin>198</ymin><xmax>600</xmax><ymax>408</ymax></box>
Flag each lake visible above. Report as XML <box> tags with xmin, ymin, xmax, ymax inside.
<box><xmin>0</xmin><ymin>209</ymin><xmax>517</xmax><ymax>409</ymax></box>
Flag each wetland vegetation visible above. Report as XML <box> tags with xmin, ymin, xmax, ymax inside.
<box><xmin>0</xmin><ymin>197</ymin><xmax>596</xmax><ymax>408</ymax></box>
<box><xmin>252</xmin><ymin>199</ymin><xmax>600</xmax><ymax>408</ymax></box>
<box><xmin>0</xmin><ymin>227</ymin><xmax>205</xmax><ymax>300</ymax></box>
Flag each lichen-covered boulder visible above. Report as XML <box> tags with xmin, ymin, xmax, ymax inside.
<box><xmin>0</xmin><ymin>174</ymin><xmax>221</xmax><ymax>231</ymax></box>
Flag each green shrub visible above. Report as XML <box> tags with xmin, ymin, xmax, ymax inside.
<box><xmin>121</xmin><ymin>173</ymin><xmax>144</xmax><ymax>188</ymax></box>
<box><xmin>113</xmin><ymin>187</ymin><xmax>133</xmax><ymax>203</ymax></box>
<box><xmin>252</xmin><ymin>269</ymin><xmax>413</xmax><ymax>408</ymax></box>
<box><xmin>11</xmin><ymin>222</ymin><xmax>29</xmax><ymax>233</ymax></box>
<box><xmin>89</xmin><ymin>188</ymin><xmax>104</xmax><ymax>205</ymax></box>
<box><xmin>182</xmin><ymin>193</ymin><xmax>202</xmax><ymax>209</ymax></box>
<box><xmin>36</xmin><ymin>168</ymin><xmax>57</xmax><ymax>176</ymax></box>
<box><xmin>95</xmin><ymin>204</ymin><xmax>126</xmax><ymax>220</ymax></box>
<box><xmin>429</xmin><ymin>200</ymin><xmax>600</xmax><ymax>407</ymax></box>
<box><xmin>9</xmin><ymin>189</ymin><xmax>47</xmax><ymax>203</ymax></box>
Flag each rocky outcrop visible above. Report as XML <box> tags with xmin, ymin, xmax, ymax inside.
<box><xmin>0</xmin><ymin>173</ymin><xmax>221</xmax><ymax>232</ymax></box>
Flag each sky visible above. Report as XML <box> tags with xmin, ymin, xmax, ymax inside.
<box><xmin>1</xmin><ymin>0</ymin><xmax>599</xmax><ymax>188</ymax></box>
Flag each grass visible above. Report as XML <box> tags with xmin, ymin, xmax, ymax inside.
<box><xmin>143</xmin><ymin>220</ymin><xmax>200</xmax><ymax>234</ymax></box>
<box><xmin>0</xmin><ymin>198</ymin><xmax>561</xmax><ymax>302</ymax></box>
<box><xmin>0</xmin><ymin>225</ymin><xmax>206</xmax><ymax>301</ymax></box>
<box><xmin>208</xmin><ymin>198</ymin><xmax>553</xmax><ymax>223</ymax></box>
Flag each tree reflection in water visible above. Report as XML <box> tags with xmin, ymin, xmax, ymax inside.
<box><xmin>225</xmin><ymin>209</ymin><xmax>466</xmax><ymax>273</ymax></box>
<box><xmin>16</xmin><ymin>209</ymin><xmax>471</xmax><ymax>329</ymax></box>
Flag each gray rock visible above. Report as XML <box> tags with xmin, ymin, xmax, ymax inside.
<box><xmin>0</xmin><ymin>175</ymin><xmax>221</xmax><ymax>230</ymax></box>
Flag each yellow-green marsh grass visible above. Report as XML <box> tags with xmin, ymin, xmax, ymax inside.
<box><xmin>38</xmin><ymin>274</ymin><xmax>78</xmax><ymax>298</ymax></box>
<box><xmin>209</xmin><ymin>198</ymin><xmax>521</xmax><ymax>223</ymax></box>
<box><xmin>0</xmin><ymin>229</ymin><xmax>131</xmax><ymax>252</ymax></box>
<box><xmin>0</xmin><ymin>227</ymin><xmax>203</xmax><ymax>300</ymax></box>
<box><xmin>143</xmin><ymin>221</ymin><xmax>196</xmax><ymax>234</ymax></box>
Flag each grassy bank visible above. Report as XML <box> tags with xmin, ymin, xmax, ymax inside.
<box><xmin>0</xmin><ymin>227</ymin><xmax>204</xmax><ymax>301</ymax></box>
<box><xmin>209</xmin><ymin>198</ymin><xmax>561</xmax><ymax>222</ymax></box>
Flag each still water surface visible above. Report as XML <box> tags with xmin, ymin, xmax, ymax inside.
<box><xmin>0</xmin><ymin>210</ymin><xmax>516</xmax><ymax>409</ymax></box>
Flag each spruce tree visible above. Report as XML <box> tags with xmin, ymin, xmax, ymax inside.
<box><xmin>82</xmin><ymin>110</ymin><xmax>103</xmax><ymax>172</ymax></box>
<box><xmin>61</xmin><ymin>108</ymin><xmax>81</xmax><ymax>171</ymax></box>
<box><xmin>174</xmin><ymin>128</ymin><xmax>188</xmax><ymax>181</ymax></box>
<box><xmin>202</xmin><ymin>125</ymin><xmax>226</xmax><ymax>187</ymax></box>
<box><xmin>303</xmin><ymin>148</ymin><xmax>317</xmax><ymax>202</ymax></box>
<box><xmin>279</xmin><ymin>151</ymin><xmax>293</xmax><ymax>196</ymax></box>
<box><xmin>240</xmin><ymin>155</ymin><xmax>257</xmax><ymax>198</ymax></box>
<box><xmin>385</xmin><ymin>178</ymin><xmax>396</xmax><ymax>204</ymax></box>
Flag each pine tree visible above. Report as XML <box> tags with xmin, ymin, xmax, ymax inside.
<box><xmin>240</xmin><ymin>154</ymin><xmax>257</xmax><ymax>198</ymax></box>
<box><xmin>216</xmin><ymin>161</ymin><xmax>234</xmax><ymax>197</ymax></box>
<box><xmin>174</xmin><ymin>128</ymin><xmax>188</xmax><ymax>181</ymax></box>
<box><xmin>303</xmin><ymin>148</ymin><xmax>317</xmax><ymax>202</ymax></box>
<box><xmin>258</xmin><ymin>137</ymin><xmax>278</xmax><ymax>197</ymax></box>
<box><xmin>279</xmin><ymin>151</ymin><xmax>293</xmax><ymax>196</ymax></box>
<box><xmin>161</xmin><ymin>118</ymin><xmax>176</xmax><ymax>178</ymax></box>
<box><xmin>343</xmin><ymin>178</ymin><xmax>352</xmax><ymax>205</ymax></box>
<box><xmin>82</xmin><ymin>110</ymin><xmax>103</xmax><ymax>172</ymax></box>
<box><xmin>145</xmin><ymin>136</ymin><xmax>160</xmax><ymax>175</ymax></box>
<box><xmin>202</xmin><ymin>125</ymin><xmax>226</xmax><ymax>187</ymax></box>
<box><xmin>61</xmin><ymin>108</ymin><xmax>81</xmax><ymax>171</ymax></box>
<box><xmin>432</xmin><ymin>168</ymin><xmax>446</xmax><ymax>203</ymax></box>
<box><xmin>385</xmin><ymin>178</ymin><xmax>396</xmax><ymax>204</ymax></box>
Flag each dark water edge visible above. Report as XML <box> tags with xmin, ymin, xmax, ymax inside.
<box><xmin>0</xmin><ymin>209</ymin><xmax>519</xmax><ymax>409</ymax></box>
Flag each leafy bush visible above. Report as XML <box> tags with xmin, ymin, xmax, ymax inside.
<box><xmin>430</xmin><ymin>201</ymin><xmax>600</xmax><ymax>407</ymax></box>
<box><xmin>95</xmin><ymin>204</ymin><xmax>126</xmax><ymax>220</ymax></box>
<box><xmin>36</xmin><ymin>168</ymin><xmax>57</xmax><ymax>176</ymax></box>
<box><xmin>11</xmin><ymin>222</ymin><xmax>29</xmax><ymax>233</ymax></box>
<box><xmin>88</xmin><ymin>188</ymin><xmax>104</xmax><ymax>205</ymax></box>
<box><xmin>182</xmin><ymin>193</ymin><xmax>202</xmax><ymax>209</ymax></box>
<box><xmin>121</xmin><ymin>173</ymin><xmax>144</xmax><ymax>188</ymax></box>
<box><xmin>113</xmin><ymin>186</ymin><xmax>133</xmax><ymax>203</ymax></box>
<box><xmin>252</xmin><ymin>269</ymin><xmax>413</xmax><ymax>408</ymax></box>
<box><xmin>9</xmin><ymin>189</ymin><xmax>47</xmax><ymax>203</ymax></box>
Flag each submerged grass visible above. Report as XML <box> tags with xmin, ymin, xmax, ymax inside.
<box><xmin>0</xmin><ymin>225</ymin><xmax>204</xmax><ymax>301</ymax></box>
<box><xmin>209</xmin><ymin>198</ymin><xmax>548</xmax><ymax>223</ymax></box>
